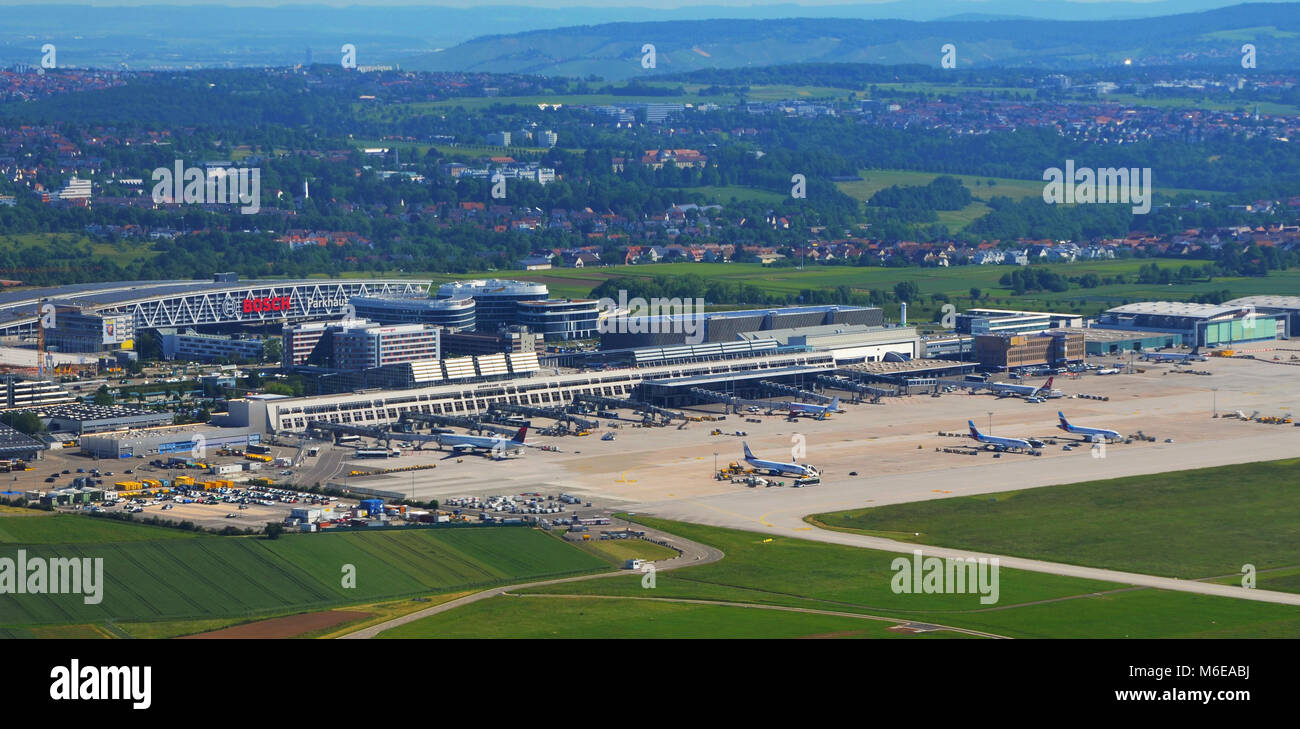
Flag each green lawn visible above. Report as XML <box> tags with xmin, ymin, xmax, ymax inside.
<box><xmin>0</xmin><ymin>524</ymin><xmax>608</xmax><ymax>626</ymax></box>
<box><xmin>388</xmin><ymin>516</ymin><xmax>1300</xmax><ymax>638</ymax></box>
<box><xmin>812</xmin><ymin>458</ymin><xmax>1300</xmax><ymax>582</ymax></box>
<box><xmin>575</xmin><ymin>538</ymin><xmax>680</xmax><ymax>565</ymax></box>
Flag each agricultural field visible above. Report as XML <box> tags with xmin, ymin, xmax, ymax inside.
<box><xmin>384</xmin><ymin>517</ymin><xmax>1300</xmax><ymax>639</ymax></box>
<box><xmin>0</xmin><ymin>522</ymin><xmax>608</xmax><ymax>626</ymax></box>
<box><xmin>811</xmin><ymin>458</ymin><xmax>1300</xmax><ymax>584</ymax></box>
<box><xmin>0</xmin><ymin>513</ymin><xmax>196</xmax><ymax>545</ymax></box>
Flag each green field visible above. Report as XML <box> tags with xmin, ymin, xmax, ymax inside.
<box><xmin>837</xmin><ymin>169</ymin><xmax>1222</xmax><ymax>232</ymax></box>
<box><xmin>379</xmin><ymin>596</ymin><xmax>969</xmax><ymax>639</ymax></box>
<box><xmin>812</xmin><ymin>458</ymin><xmax>1300</xmax><ymax>583</ymax></box>
<box><xmin>0</xmin><ymin>522</ymin><xmax>608</xmax><ymax>626</ymax></box>
<box><xmin>0</xmin><ymin>513</ymin><xmax>196</xmax><ymax>545</ymax></box>
<box><xmin>381</xmin><ymin>517</ymin><xmax>1300</xmax><ymax>638</ymax></box>
<box><xmin>575</xmin><ymin>538</ymin><xmax>680</xmax><ymax>565</ymax></box>
<box><xmin>668</xmin><ymin>184</ymin><xmax>787</xmax><ymax>205</ymax></box>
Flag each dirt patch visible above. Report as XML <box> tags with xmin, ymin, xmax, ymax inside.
<box><xmin>181</xmin><ymin>610</ymin><xmax>372</xmax><ymax>639</ymax></box>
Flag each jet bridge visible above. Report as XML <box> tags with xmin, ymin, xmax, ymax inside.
<box><xmin>399</xmin><ymin>411</ymin><xmax>520</xmax><ymax>436</ymax></box>
<box><xmin>489</xmin><ymin>402</ymin><xmax>599</xmax><ymax>431</ymax></box>
<box><xmin>758</xmin><ymin>379</ymin><xmax>832</xmax><ymax>404</ymax></box>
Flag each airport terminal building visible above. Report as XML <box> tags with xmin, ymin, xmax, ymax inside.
<box><xmin>224</xmin><ymin>348</ymin><xmax>838</xmax><ymax>434</ymax></box>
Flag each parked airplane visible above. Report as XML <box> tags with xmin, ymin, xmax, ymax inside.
<box><xmin>967</xmin><ymin>421</ymin><xmax>1033</xmax><ymax>452</ymax></box>
<box><xmin>1057</xmin><ymin>412</ymin><xmax>1122</xmax><ymax>442</ymax></box>
<box><xmin>1141</xmin><ymin>346</ymin><xmax>1205</xmax><ymax>363</ymax></box>
<box><xmin>742</xmin><ymin>442</ymin><xmax>818</xmax><ymax>477</ymax></box>
<box><xmin>986</xmin><ymin>377</ymin><xmax>1054</xmax><ymax>399</ymax></box>
<box><xmin>1095</xmin><ymin>368</ymin><xmax>1121</xmax><ymax>375</ymax></box>
<box><xmin>431</xmin><ymin>426</ymin><xmax>530</xmax><ymax>458</ymax></box>
<box><xmin>786</xmin><ymin>397</ymin><xmax>840</xmax><ymax>420</ymax></box>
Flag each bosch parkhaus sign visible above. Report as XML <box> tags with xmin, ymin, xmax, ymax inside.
<box><xmin>242</xmin><ymin>295</ymin><xmax>293</xmax><ymax>314</ymax></box>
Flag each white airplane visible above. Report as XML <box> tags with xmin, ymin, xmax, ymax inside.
<box><xmin>786</xmin><ymin>397</ymin><xmax>840</xmax><ymax>420</ymax></box>
<box><xmin>967</xmin><ymin>420</ymin><xmax>1033</xmax><ymax>452</ymax></box>
<box><xmin>1095</xmin><ymin>367</ymin><xmax>1121</xmax><ymax>375</ymax></box>
<box><xmin>742</xmin><ymin>442</ymin><xmax>818</xmax><ymax>478</ymax></box>
<box><xmin>986</xmin><ymin>377</ymin><xmax>1054</xmax><ymax>399</ymax></box>
<box><xmin>431</xmin><ymin>426</ymin><xmax>530</xmax><ymax>458</ymax></box>
<box><xmin>1056</xmin><ymin>412</ymin><xmax>1122</xmax><ymax>443</ymax></box>
<box><xmin>1141</xmin><ymin>347</ymin><xmax>1205</xmax><ymax>363</ymax></box>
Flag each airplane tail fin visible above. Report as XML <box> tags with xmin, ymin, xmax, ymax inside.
<box><xmin>743</xmin><ymin>442</ymin><xmax>756</xmax><ymax>460</ymax></box>
<box><xmin>1042</xmin><ymin>376</ymin><xmax>1054</xmax><ymax>392</ymax></box>
<box><xmin>511</xmin><ymin>425</ymin><xmax>528</xmax><ymax>444</ymax></box>
<box><xmin>968</xmin><ymin>420</ymin><xmax>980</xmax><ymax>439</ymax></box>
<box><xmin>1058</xmin><ymin>411</ymin><xmax>1069</xmax><ymax>429</ymax></box>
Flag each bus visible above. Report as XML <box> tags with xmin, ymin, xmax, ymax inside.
<box><xmin>307</xmin><ymin>447</ymin><xmax>320</xmax><ymax>457</ymax></box>
<box><xmin>336</xmin><ymin>435</ymin><xmax>361</xmax><ymax>445</ymax></box>
<box><xmin>247</xmin><ymin>443</ymin><xmax>271</xmax><ymax>455</ymax></box>
<box><xmin>354</xmin><ymin>448</ymin><xmax>390</xmax><ymax>458</ymax></box>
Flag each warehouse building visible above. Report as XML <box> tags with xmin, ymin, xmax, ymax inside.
<box><xmin>79</xmin><ymin>424</ymin><xmax>263</xmax><ymax>459</ymax></box>
<box><xmin>37</xmin><ymin>404</ymin><xmax>174</xmax><ymax>435</ymax></box>
<box><xmin>1097</xmin><ymin>302</ymin><xmax>1283</xmax><ymax>347</ymax></box>
<box><xmin>1081</xmin><ymin>327</ymin><xmax>1187</xmax><ymax>356</ymax></box>
<box><xmin>1223</xmin><ymin>296</ymin><xmax>1300</xmax><ymax>338</ymax></box>
<box><xmin>0</xmin><ymin>422</ymin><xmax>44</xmax><ymax>461</ymax></box>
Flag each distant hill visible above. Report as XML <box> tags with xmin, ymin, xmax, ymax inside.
<box><xmin>402</xmin><ymin>3</ymin><xmax>1300</xmax><ymax>79</ymax></box>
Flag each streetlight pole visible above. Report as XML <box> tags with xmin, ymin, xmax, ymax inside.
<box><xmin>987</xmin><ymin>411</ymin><xmax>993</xmax><ymax>433</ymax></box>
<box><xmin>1212</xmin><ymin>388</ymin><xmax>1217</xmax><ymax>417</ymax></box>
